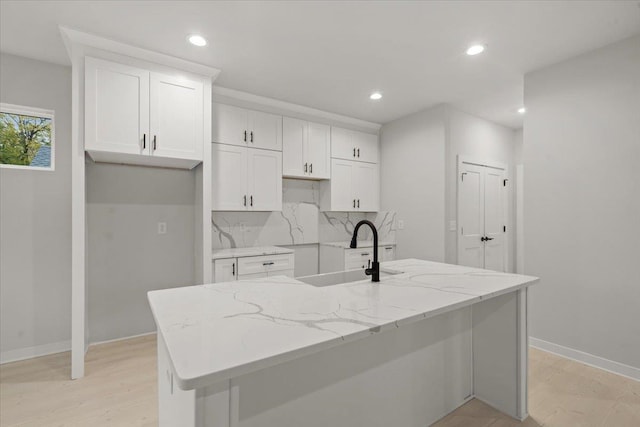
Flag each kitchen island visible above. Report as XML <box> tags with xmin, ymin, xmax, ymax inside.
<box><xmin>148</xmin><ymin>259</ymin><xmax>538</xmax><ymax>427</ymax></box>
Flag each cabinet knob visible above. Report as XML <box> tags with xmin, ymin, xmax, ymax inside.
<box><xmin>357</xmin><ymin>199</ymin><xmax>360</xmax><ymax>208</ymax></box>
<box><xmin>353</xmin><ymin>148</ymin><xmax>356</xmax><ymax>157</ymax></box>
<box><xmin>304</xmin><ymin>163</ymin><xmax>308</xmax><ymax>173</ymax></box>
<box><xmin>142</xmin><ymin>134</ymin><xmax>146</xmax><ymax>149</ymax></box>
<box><xmin>250</xmin><ymin>195</ymin><xmax>253</xmax><ymax>207</ymax></box>
<box><xmin>250</xmin><ymin>131</ymin><xmax>254</xmax><ymax>143</ymax></box>
<box><xmin>153</xmin><ymin>135</ymin><xmax>157</xmax><ymax>151</ymax></box>
<box><xmin>357</xmin><ymin>148</ymin><xmax>360</xmax><ymax>158</ymax></box>
<box><xmin>309</xmin><ymin>163</ymin><xmax>313</xmax><ymax>174</ymax></box>
<box><xmin>244</xmin><ymin>195</ymin><xmax>247</xmax><ymax>206</ymax></box>
<box><xmin>353</xmin><ymin>199</ymin><xmax>356</xmax><ymax>208</ymax></box>
<box><xmin>244</xmin><ymin>130</ymin><xmax>247</xmax><ymax>142</ymax></box>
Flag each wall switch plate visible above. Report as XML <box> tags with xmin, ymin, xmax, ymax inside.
<box><xmin>397</xmin><ymin>220</ymin><xmax>404</xmax><ymax>230</ymax></box>
<box><xmin>157</xmin><ymin>222</ymin><xmax>167</xmax><ymax>234</ymax></box>
<box><xmin>449</xmin><ymin>220</ymin><xmax>457</xmax><ymax>231</ymax></box>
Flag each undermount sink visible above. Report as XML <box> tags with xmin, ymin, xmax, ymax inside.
<box><xmin>297</xmin><ymin>268</ymin><xmax>402</xmax><ymax>287</ymax></box>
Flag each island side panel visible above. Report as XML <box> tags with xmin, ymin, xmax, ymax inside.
<box><xmin>472</xmin><ymin>290</ymin><xmax>527</xmax><ymax>420</ymax></box>
<box><xmin>225</xmin><ymin>308</ymin><xmax>473</xmax><ymax>427</ymax></box>
<box><xmin>158</xmin><ymin>334</ymin><xmax>232</xmax><ymax>427</ymax></box>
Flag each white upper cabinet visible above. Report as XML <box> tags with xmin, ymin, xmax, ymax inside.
<box><xmin>212</xmin><ymin>104</ymin><xmax>282</xmax><ymax>151</ymax></box>
<box><xmin>211</xmin><ymin>143</ymin><xmax>282</xmax><ymax>211</ymax></box>
<box><xmin>320</xmin><ymin>159</ymin><xmax>379</xmax><ymax>212</ymax></box>
<box><xmin>249</xmin><ymin>110</ymin><xmax>283</xmax><ymax>151</ymax></box>
<box><xmin>211</xmin><ymin>143</ymin><xmax>248</xmax><ymax>211</ymax></box>
<box><xmin>282</xmin><ymin>117</ymin><xmax>330</xmax><ymax>180</ymax></box>
<box><xmin>85</xmin><ymin>57</ymin><xmax>205</xmax><ymax>169</ymax></box>
<box><xmin>85</xmin><ymin>57</ymin><xmax>150</xmax><ymax>156</ymax></box>
<box><xmin>330</xmin><ymin>127</ymin><xmax>379</xmax><ymax>163</ymax></box>
<box><xmin>248</xmin><ymin>149</ymin><xmax>282</xmax><ymax>211</ymax></box>
<box><xmin>149</xmin><ymin>73</ymin><xmax>203</xmax><ymax>161</ymax></box>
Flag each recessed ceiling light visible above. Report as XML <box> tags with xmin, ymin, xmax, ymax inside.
<box><xmin>466</xmin><ymin>44</ymin><xmax>485</xmax><ymax>56</ymax></box>
<box><xmin>188</xmin><ymin>35</ymin><xmax>207</xmax><ymax>47</ymax></box>
<box><xmin>370</xmin><ymin>92</ymin><xmax>382</xmax><ymax>100</ymax></box>
<box><xmin>518</xmin><ymin>107</ymin><xmax>526</xmax><ymax>114</ymax></box>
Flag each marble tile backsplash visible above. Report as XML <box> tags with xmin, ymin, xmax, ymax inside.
<box><xmin>212</xmin><ymin>179</ymin><xmax>396</xmax><ymax>249</ymax></box>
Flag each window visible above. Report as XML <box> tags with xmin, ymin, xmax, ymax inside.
<box><xmin>0</xmin><ymin>103</ymin><xmax>55</xmax><ymax>171</ymax></box>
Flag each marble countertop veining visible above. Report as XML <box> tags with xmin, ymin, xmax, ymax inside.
<box><xmin>148</xmin><ymin>259</ymin><xmax>539</xmax><ymax>390</ymax></box>
<box><xmin>211</xmin><ymin>246</ymin><xmax>294</xmax><ymax>260</ymax></box>
<box><xmin>320</xmin><ymin>240</ymin><xmax>397</xmax><ymax>249</ymax></box>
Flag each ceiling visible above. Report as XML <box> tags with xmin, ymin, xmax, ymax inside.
<box><xmin>1</xmin><ymin>1</ymin><xmax>639</xmax><ymax>129</ymax></box>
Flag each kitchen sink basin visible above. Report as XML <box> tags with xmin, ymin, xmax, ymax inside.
<box><xmin>297</xmin><ymin>268</ymin><xmax>402</xmax><ymax>287</ymax></box>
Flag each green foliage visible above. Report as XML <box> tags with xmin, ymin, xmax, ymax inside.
<box><xmin>0</xmin><ymin>112</ymin><xmax>52</xmax><ymax>166</ymax></box>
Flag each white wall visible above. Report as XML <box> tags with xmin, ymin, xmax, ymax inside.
<box><xmin>444</xmin><ymin>108</ymin><xmax>517</xmax><ymax>272</ymax></box>
<box><xmin>0</xmin><ymin>54</ymin><xmax>72</xmax><ymax>362</ymax></box>
<box><xmin>380</xmin><ymin>105</ymin><xmax>446</xmax><ymax>261</ymax></box>
<box><xmin>524</xmin><ymin>35</ymin><xmax>640</xmax><ymax>372</ymax></box>
<box><xmin>86</xmin><ymin>163</ymin><xmax>196</xmax><ymax>343</ymax></box>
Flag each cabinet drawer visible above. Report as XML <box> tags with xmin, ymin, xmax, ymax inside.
<box><xmin>237</xmin><ymin>253</ymin><xmax>294</xmax><ymax>275</ymax></box>
<box><xmin>345</xmin><ymin>250</ymin><xmax>372</xmax><ymax>270</ymax></box>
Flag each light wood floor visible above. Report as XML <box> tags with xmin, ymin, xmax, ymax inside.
<box><xmin>1</xmin><ymin>334</ymin><xmax>638</xmax><ymax>426</ymax></box>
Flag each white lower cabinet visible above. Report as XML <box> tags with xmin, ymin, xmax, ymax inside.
<box><xmin>213</xmin><ymin>253</ymin><xmax>295</xmax><ymax>283</ymax></box>
<box><xmin>320</xmin><ymin>159</ymin><xmax>379</xmax><ymax>212</ymax></box>
<box><xmin>319</xmin><ymin>244</ymin><xmax>395</xmax><ymax>273</ymax></box>
<box><xmin>211</xmin><ymin>143</ymin><xmax>282</xmax><ymax>211</ymax></box>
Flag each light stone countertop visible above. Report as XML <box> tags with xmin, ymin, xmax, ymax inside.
<box><xmin>148</xmin><ymin>258</ymin><xmax>539</xmax><ymax>390</ymax></box>
<box><xmin>211</xmin><ymin>246</ymin><xmax>294</xmax><ymax>260</ymax></box>
<box><xmin>320</xmin><ymin>240</ymin><xmax>396</xmax><ymax>249</ymax></box>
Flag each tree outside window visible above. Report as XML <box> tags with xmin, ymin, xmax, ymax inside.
<box><xmin>0</xmin><ymin>103</ymin><xmax>55</xmax><ymax>170</ymax></box>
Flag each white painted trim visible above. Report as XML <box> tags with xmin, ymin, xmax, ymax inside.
<box><xmin>89</xmin><ymin>331</ymin><xmax>157</xmax><ymax>347</ymax></box>
<box><xmin>530</xmin><ymin>337</ymin><xmax>640</xmax><ymax>382</ymax></box>
<box><xmin>59</xmin><ymin>26</ymin><xmax>221</xmax><ymax>79</ymax></box>
<box><xmin>0</xmin><ymin>102</ymin><xmax>55</xmax><ymax>171</ymax></box>
<box><xmin>516</xmin><ymin>165</ymin><xmax>524</xmax><ymax>274</ymax></box>
<box><xmin>1</xmin><ymin>341</ymin><xmax>71</xmax><ymax>364</ymax></box>
<box><xmin>212</xmin><ymin>86</ymin><xmax>381</xmax><ymax>133</ymax></box>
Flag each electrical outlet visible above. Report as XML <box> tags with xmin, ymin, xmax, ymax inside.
<box><xmin>397</xmin><ymin>219</ymin><xmax>404</xmax><ymax>230</ymax></box>
<box><xmin>157</xmin><ymin>222</ymin><xmax>167</xmax><ymax>234</ymax></box>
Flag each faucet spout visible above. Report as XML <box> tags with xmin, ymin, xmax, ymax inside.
<box><xmin>350</xmin><ymin>220</ymin><xmax>380</xmax><ymax>282</ymax></box>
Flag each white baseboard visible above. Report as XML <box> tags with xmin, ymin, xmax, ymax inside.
<box><xmin>1</xmin><ymin>340</ymin><xmax>71</xmax><ymax>364</ymax></box>
<box><xmin>530</xmin><ymin>337</ymin><xmax>640</xmax><ymax>382</ymax></box>
<box><xmin>88</xmin><ymin>331</ymin><xmax>156</xmax><ymax>347</ymax></box>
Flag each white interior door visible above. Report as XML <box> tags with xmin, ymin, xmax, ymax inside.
<box><xmin>84</xmin><ymin>57</ymin><xmax>149</xmax><ymax>155</ymax></box>
<box><xmin>282</xmin><ymin>117</ymin><xmax>307</xmax><ymax>178</ymax></box>
<box><xmin>211</xmin><ymin>143</ymin><xmax>248</xmax><ymax>211</ymax></box>
<box><xmin>150</xmin><ymin>73</ymin><xmax>203</xmax><ymax>161</ymax></box>
<box><xmin>457</xmin><ymin>160</ymin><xmax>507</xmax><ymax>271</ymax></box>
<box><xmin>307</xmin><ymin>122</ymin><xmax>331</xmax><ymax>179</ymax></box>
<box><xmin>459</xmin><ymin>163</ymin><xmax>485</xmax><ymax>268</ymax></box>
<box><xmin>483</xmin><ymin>168</ymin><xmax>506</xmax><ymax>271</ymax></box>
<box><xmin>248</xmin><ymin>149</ymin><xmax>282</xmax><ymax>211</ymax></box>
<box><xmin>249</xmin><ymin>110</ymin><xmax>282</xmax><ymax>151</ymax></box>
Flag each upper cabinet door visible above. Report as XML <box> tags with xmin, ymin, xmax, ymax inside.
<box><xmin>307</xmin><ymin>122</ymin><xmax>331</xmax><ymax>179</ymax></box>
<box><xmin>211</xmin><ymin>143</ymin><xmax>248</xmax><ymax>211</ymax></box>
<box><xmin>249</xmin><ymin>110</ymin><xmax>282</xmax><ymax>151</ymax></box>
<box><xmin>149</xmin><ymin>73</ymin><xmax>203</xmax><ymax>161</ymax></box>
<box><xmin>85</xmin><ymin>57</ymin><xmax>149</xmax><ymax>155</ymax></box>
<box><xmin>247</xmin><ymin>149</ymin><xmax>282</xmax><ymax>211</ymax></box>
<box><xmin>329</xmin><ymin>159</ymin><xmax>355</xmax><ymax>211</ymax></box>
<box><xmin>354</xmin><ymin>162</ymin><xmax>380</xmax><ymax>212</ymax></box>
<box><xmin>282</xmin><ymin>117</ymin><xmax>307</xmax><ymax>178</ymax></box>
<box><xmin>353</xmin><ymin>131</ymin><xmax>379</xmax><ymax>163</ymax></box>
<box><xmin>330</xmin><ymin>127</ymin><xmax>355</xmax><ymax>161</ymax></box>
<box><xmin>212</xmin><ymin>104</ymin><xmax>249</xmax><ymax>147</ymax></box>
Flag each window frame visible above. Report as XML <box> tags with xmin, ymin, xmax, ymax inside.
<box><xmin>0</xmin><ymin>102</ymin><xmax>56</xmax><ymax>171</ymax></box>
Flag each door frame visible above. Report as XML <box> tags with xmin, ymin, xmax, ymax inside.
<box><xmin>456</xmin><ymin>155</ymin><xmax>509</xmax><ymax>271</ymax></box>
